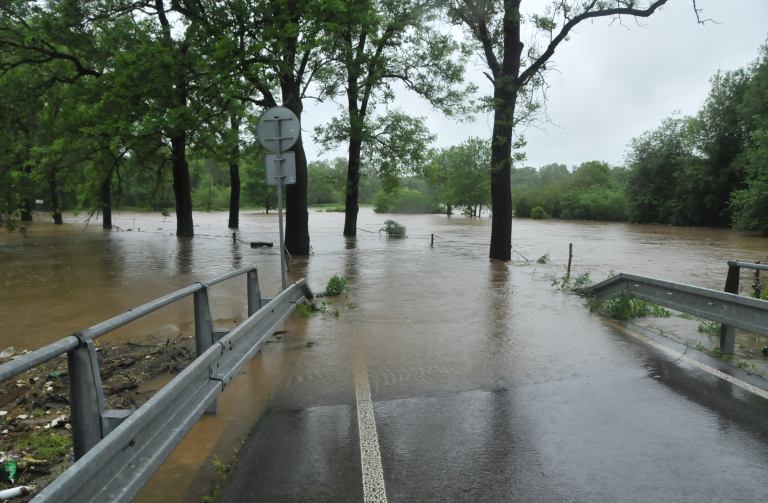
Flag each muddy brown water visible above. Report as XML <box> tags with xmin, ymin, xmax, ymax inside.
<box><xmin>1</xmin><ymin>208</ymin><xmax>767</xmax><ymax>502</ymax></box>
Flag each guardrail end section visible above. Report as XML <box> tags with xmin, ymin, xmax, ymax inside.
<box><xmin>297</xmin><ymin>279</ymin><xmax>314</xmax><ymax>300</ymax></box>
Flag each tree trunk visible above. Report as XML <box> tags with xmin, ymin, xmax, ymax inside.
<box><xmin>265</xmin><ymin>197</ymin><xmax>269</xmax><ymax>214</ymax></box>
<box><xmin>50</xmin><ymin>173</ymin><xmax>62</xmax><ymax>225</ymax></box>
<box><xmin>447</xmin><ymin>204</ymin><xmax>452</xmax><ymax>216</ymax></box>
<box><xmin>20</xmin><ymin>165</ymin><xmax>32</xmax><ymax>222</ymax></box>
<box><xmin>281</xmin><ymin>82</ymin><xmax>310</xmax><ymax>255</ymax></box>
<box><xmin>228</xmin><ymin>114</ymin><xmax>241</xmax><ymax>229</ymax></box>
<box><xmin>101</xmin><ymin>173</ymin><xmax>112</xmax><ymax>229</ymax></box>
<box><xmin>343</xmin><ymin>139</ymin><xmax>362</xmax><ymax>236</ymax></box>
<box><xmin>172</xmin><ymin>132</ymin><xmax>194</xmax><ymax>236</ymax></box>
<box><xmin>20</xmin><ymin>199</ymin><xmax>33</xmax><ymax>222</ymax></box>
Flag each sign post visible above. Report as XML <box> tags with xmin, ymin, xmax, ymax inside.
<box><xmin>257</xmin><ymin>107</ymin><xmax>299</xmax><ymax>291</ymax></box>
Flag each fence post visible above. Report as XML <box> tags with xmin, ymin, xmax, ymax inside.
<box><xmin>68</xmin><ymin>340</ymin><xmax>106</xmax><ymax>460</ymax></box>
<box><xmin>720</xmin><ymin>262</ymin><xmax>740</xmax><ymax>354</ymax></box>
<box><xmin>567</xmin><ymin>243</ymin><xmax>573</xmax><ymax>277</ymax></box>
<box><xmin>431</xmin><ymin>234</ymin><xmax>434</xmax><ymax>247</ymax></box>
<box><xmin>247</xmin><ymin>269</ymin><xmax>261</xmax><ymax>317</ymax></box>
<box><xmin>194</xmin><ymin>286</ymin><xmax>217</xmax><ymax>413</ymax></box>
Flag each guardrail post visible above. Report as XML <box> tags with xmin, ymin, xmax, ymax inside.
<box><xmin>247</xmin><ymin>269</ymin><xmax>261</xmax><ymax>317</ymax></box>
<box><xmin>68</xmin><ymin>340</ymin><xmax>106</xmax><ymax>460</ymax></box>
<box><xmin>720</xmin><ymin>263</ymin><xmax>741</xmax><ymax>354</ymax></box>
<box><xmin>194</xmin><ymin>286</ymin><xmax>218</xmax><ymax>414</ymax></box>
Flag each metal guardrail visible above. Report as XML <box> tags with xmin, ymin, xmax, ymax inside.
<box><xmin>0</xmin><ymin>265</ymin><xmax>313</xmax><ymax>503</ymax></box>
<box><xmin>588</xmin><ymin>272</ymin><xmax>768</xmax><ymax>354</ymax></box>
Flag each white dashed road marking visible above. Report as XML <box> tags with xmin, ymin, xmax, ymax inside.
<box><xmin>354</xmin><ymin>355</ymin><xmax>388</xmax><ymax>503</ymax></box>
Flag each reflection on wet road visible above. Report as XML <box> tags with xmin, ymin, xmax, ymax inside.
<box><xmin>2</xmin><ymin>209</ymin><xmax>768</xmax><ymax>502</ymax></box>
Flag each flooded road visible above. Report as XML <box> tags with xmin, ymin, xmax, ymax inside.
<box><xmin>1</xmin><ymin>209</ymin><xmax>767</xmax><ymax>501</ymax></box>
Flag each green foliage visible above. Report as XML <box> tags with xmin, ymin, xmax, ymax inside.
<box><xmin>379</xmin><ymin>219</ymin><xmax>406</xmax><ymax>237</ymax></box>
<box><xmin>297</xmin><ymin>303</ymin><xmax>311</xmax><ymax>318</ymax></box>
<box><xmin>560</xmin><ymin>187</ymin><xmax>628</xmax><ymax>221</ymax></box>
<box><xmin>530</xmin><ymin>206</ymin><xmax>549</xmax><ymax>219</ymax></box>
<box><xmin>324</xmin><ymin>276</ymin><xmax>349</xmax><ymax>296</ymax></box>
<box><xmin>595</xmin><ymin>293</ymin><xmax>671</xmax><ymax>321</ymax></box>
<box><xmin>425</xmin><ymin>138</ymin><xmax>491</xmax><ymax>215</ymax></box>
<box><xmin>698</xmin><ymin>320</ymin><xmax>721</xmax><ymax>334</ymax></box>
<box><xmin>536</xmin><ymin>253</ymin><xmax>550</xmax><ymax>264</ymax></box>
<box><xmin>730</xmin><ymin>119</ymin><xmax>768</xmax><ymax>234</ymax></box>
<box><xmin>192</xmin><ymin>175</ymin><xmax>228</xmax><ymax>212</ymax></box>
<box><xmin>552</xmin><ymin>271</ymin><xmax>592</xmax><ymax>293</ymax></box>
<box><xmin>372</xmin><ymin>187</ymin><xmax>439</xmax><ymax>214</ymax></box>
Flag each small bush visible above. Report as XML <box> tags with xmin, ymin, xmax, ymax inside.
<box><xmin>379</xmin><ymin>219</ymin><xmax>406</xmax><ymax>237</ymax></box>
<box><xmin>324</xmin><ymin>275</ymin><xmax>349</xmax><ymax>296</ymax></box>
<box><xmin>552</xmin><ymin>271</ymin><xmax>592</xmax><ymax>293</ymax></box>
<box><xmin>601</xmin><ymin>293</ymin><xmax>671</xmax><ymax>321</ymax></box>
<box><xmin>537</xmin><ymin>253</ymin><xmax>550</xmax><ymax>264</ymax></box>
<box><xmin>531</xmin><ymin>206</ymin><xmax>550</xmax><ymax>219</ymax></box>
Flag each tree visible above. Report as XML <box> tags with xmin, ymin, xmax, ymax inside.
<box><xmin>427</xmin><ymin>137</ymin><xmax>491</xmax><ymax>216</ymax></box>
<box><xmin>314</xmin><ymin>0</ymin><xmax>475</xmax><ymax>236</ymax></box>
<box><xmin>446</xmin><ymin>0</ymin><xmax>671</xmax><ymax>260</ymax></box>
<box><xmin>624</xmin><ymin>114</ymin><xmax>691</xmax><ymax>224</ymax></box>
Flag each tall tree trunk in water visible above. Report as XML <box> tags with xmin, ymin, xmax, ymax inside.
<box><xmin>228</xmin><ymin>113</ymin><xmax>241</xmax><ymax>229</ymax></box>
<box><xmin>447</xmin><ymin>204</ymin><xmax>452</xmax><ymax>216</ymax></box>
<box><xmin>281</xmin><ymin>83</ymin><xmax>309</xmax><ymax>255</ymax></box>
<box><xmin>50</xmin><ymin>173</ymin><xmax>62</xmax><ymax>225</ymax></box>
<box><xmin>343</xmin><ymin>139</ymin><xmax>362</xmax><ymax>236</ymax></box>
<box><xmin>171</xmin><ymin>129</ymin><xmax>194</xmax><ymax>236</ymax></box>
<box><xmin>20</xmin><ymin>165</ymin><xmax>33</xmax><ymax>222</ymax></box>
<box><xmin>487</xmin><ymin>6</ymin><xmax>521</xmax><ymax>261</ymax></box>
<box><xmin>101</xmin><ymin>172</ymin><xmax>112</xmax><ymax>229</ymax></box>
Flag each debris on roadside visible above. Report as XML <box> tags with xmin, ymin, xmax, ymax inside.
<box><xmin>0</xmin><ymin>334</ymin><xmax>196</xmax><ymax>498</ymax></box>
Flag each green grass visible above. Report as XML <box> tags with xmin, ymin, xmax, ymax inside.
<box><xmin>12</xmin><ymin>432</ymin><xmax>71</xmax><ymax>460</ymax></box>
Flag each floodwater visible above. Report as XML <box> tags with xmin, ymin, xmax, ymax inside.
<box><xmin>1</xmin><ymin>208</ymin><xmax>767</xmax><ymax>502</ymax></box>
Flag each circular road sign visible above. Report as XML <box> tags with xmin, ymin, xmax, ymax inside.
<box><xmin>257</xmin><ymin>106</ymin><xmax>300</xmax><ymax>152</ymax></box>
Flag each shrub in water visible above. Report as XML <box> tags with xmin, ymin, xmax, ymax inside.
<box><xmin>530</xmin><ymin>206</ymin><xmax>550</xmax><ymax>219</ymax></box>
<box><xmin>324</xmin><ymin>275</ymin><xmax>349</xmax><ymax>296</ymax></box>
<box><xmin>379</xmin><ymin>219</ymin><xmax>406</xmax><ymax>237</ymax></box>
<box><xmin>602</xmin><ymin>293</ymin><xmax>671</xmax><ymax>320</ymax></box>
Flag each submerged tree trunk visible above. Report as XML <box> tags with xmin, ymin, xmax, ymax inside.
<box><xmin>50</xmin><ymin>173</ymin><xmax>62</xmax><ymax>225</ymax></box>
<box><xmin>171</xmin><ymin>131</ymin><xmax>194</xmax><ymax>236</ymax></box>
<box><xmin>228</xmin><ymin>113</ymin><xmax>241</xmax><ymax>229</ymax></box>
<box><xmin>101</xmin><ymin>173</ymin><xmax>112</xmax><ymax>229</ymax></box>
<box><xmin>343</xmin><ymin>139</ymin><xmax>362</xmax><ymax>236</ymax></box>
<box><xmin>20</xmin><ymin>165</ymin><xmax>33</xmax><ymax>222</ymax></box>
<box><xmin>281</xmin><ymin>82</ymin><xmax>310</xmax><ymax>255</ymax></box>
<box><xmin>447</xmin><ymin>204</ymin><xmax>452</xmax><ymax>216</ymax></box>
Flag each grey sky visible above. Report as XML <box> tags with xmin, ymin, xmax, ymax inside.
<box><xmin>300</xmin><ymin>0</ymin><xmax>768</xmax><ymax>170</ymax></box>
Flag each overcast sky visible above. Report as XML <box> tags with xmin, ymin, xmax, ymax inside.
<box><xmin>299</xmin><ymin>0</ymin><xmax>768</xmax><ymax>170</ymax></box>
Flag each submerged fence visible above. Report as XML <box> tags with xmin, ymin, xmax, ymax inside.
<box><xmin>0</xmin><ymin>265</ymin><xmax>313</xmax><ymax>503</ymax></box>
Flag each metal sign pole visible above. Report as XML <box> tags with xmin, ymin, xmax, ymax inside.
<box><xmin>257</xmin><ymin>106</ymin><xmax>298</xmax><ymax>293</ymax></box>
<box><xmin>274</xmin><ymin>118</ymin><xmax>287</xmax><ymax>291</ymax></box>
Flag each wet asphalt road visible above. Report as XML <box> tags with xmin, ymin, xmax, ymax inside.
<box><xmin>217</xmin><ymin>234</ymin><xmax>768</xmax><ymax>502</ymax></box>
